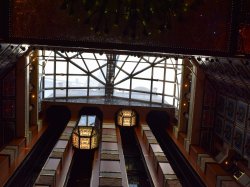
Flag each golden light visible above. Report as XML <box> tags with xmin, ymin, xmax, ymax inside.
<box><xmin>31</xmin><ymin>94</ymin><xmax>35</xmax><ymax>99</ymax></box>
<box><xmin>72</xmin><ymin>115</ymin><xmax>100</xmax><ymax>150</ymax></box>
<box><xmin>117</xmin><ymin>109</ymin><xmax>137</xmax><ymax>127</ymax></box>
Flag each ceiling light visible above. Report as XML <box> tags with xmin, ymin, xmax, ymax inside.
<box><xmin>117</xmin><ymin>109</ymin><xmax>137</xmax><ymax>127</ymax></box>
<box><xmin>72</xmin><ymin>115</ymin><xmax>100</xmax><ymax>150</ymax></box>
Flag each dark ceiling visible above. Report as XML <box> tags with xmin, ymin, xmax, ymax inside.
<box><xmin>0</xmin><ymin>0</ymin><xmax>248</xmax><ymax>57</ymax></box>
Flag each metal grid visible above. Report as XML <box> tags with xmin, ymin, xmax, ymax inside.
<box><xmin>38</xmin><ymin>50</ymin><xmax>182</xmax><ymax>108</ymax></box>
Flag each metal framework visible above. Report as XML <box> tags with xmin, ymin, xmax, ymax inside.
<box><xmin>38</xmin><ymin>50</ymin><xmax>182</xmax><ymax>108</ymax></box>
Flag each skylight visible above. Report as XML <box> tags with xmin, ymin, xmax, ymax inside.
<box><xmin>38</xmin><ymin>50</ymin><xmax>182</xmax><ymax>108</ymax></box>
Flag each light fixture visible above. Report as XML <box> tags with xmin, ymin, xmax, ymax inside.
<box><xmin>72</xmin><ymin>115</ymin><xmax>100</xmax><ymax>150</ymax></box>
<box><xmin>117</xmin><ymin>109</ymin><xmax>137</xmax><ymax>127</ymax></box>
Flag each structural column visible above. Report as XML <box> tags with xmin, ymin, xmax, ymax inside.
<box><xmin>184</xmin><ymin>59</ymin><xmax>205</xmax><ymax>153</ymax></box>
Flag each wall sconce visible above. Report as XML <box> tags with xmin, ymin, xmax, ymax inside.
<box><xmin>117</xmin><ymin>109</ymin><xmax>137</xmax><ymax>127</ymax></box>
<box><xmin>72</xmin><ymin>115</ymin><xmax>100</xmax><ymax>150</ymax></box>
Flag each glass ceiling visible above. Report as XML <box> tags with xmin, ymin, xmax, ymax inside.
<box><xmin>38</xmin><ymin>50</ymin><xmax>183</xmax><ymax>108</ymax></box>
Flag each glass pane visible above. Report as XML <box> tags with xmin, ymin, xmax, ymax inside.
<box><xmin>72</xmin><ymin>58</ymin><xmax>89</xmax><ymax>72</ymax></box>
<box><xmin>83</xmin><ymin>52</ymin><xmax>95</xmax><ymax>59</ymax></box>
<box><xmin>165</xmin><ymin>69</ymin><xmax>175</xmax><ymax>82</ymax></box>
<box><xmin>122</xmin><ymin>61</ymin><xmax>138</xmax><ymax>74</ymax></box>
<box><xmin>164</xmin><ymin>83</ymin><xmax>175</xmax><ymax>96</ymax></box>
<box><xmin>89</xmin><ymin>88</ymin><xmax>105</xmax><ymax>96</ymax></box>
<box><xmin>144</xmin><ymin>56</ymin><xmax>157</xmax><ymax>63</ymax></box>
<box><xmin>44</xmin><ymin>90</ymin><xmax>54</xmax><ymax>98</ymax></box>
<box><xmin>114</xmin><ymin>71</ymin><xmax>128</xmax><ymax>84</ymax></box>
<box><xmin>92</xmin><ymin>69</ymin><xmax>106</xmax><ymax>83</ymax></box>
<box><xmin>153</xmin><ymin>67</ymin><xmax>164</xmax><ymax>80</ymax></box>
<box><xmin>166</xmin><ymin>58</ymin><xmax>176</xmax><ymax>68</ymax></box>
<box><xmin>134</xmin><ymin>68</ymin><xmax>152</xmax><ymax>79</ymax></box>
<box><xmin>164</xmin><ymin>96</ymin><xmax>174</xmax><ymax>105</ymax></box>
<box><xmin>69</xmin><ymin>62</ymin><xmax>85</xmax><ymax>74</ymax></box>
<box><xmin>68</xmin><ymin>76</ymin><xmax>87</xmax><ymax>87</ymax></box>
<box><xmin>132</xmin><ymin>79</ymin><xmax>151</xmax><ymax>92</ymax></box>
<box><xmin>117</xmin><ymin>55</ymin><xmax>128</xmax><ymax>62</ymax></box>
<box><xmin>132</xmin><ymin>61</ymin><xmax>149</xmax><ymax>75</ymax></box>
<box><xmin>55</xmin><ymin>76</ymin><xmax>67</xmax><ymax>87</ymax></box>
<box><xmin>113</xmin><ymin>89</ymin><xmax>129</xmax><ymax>98</ymax></box>
<box><xmin>44</xmin><ymin>76</ymin><xmax>54</xmax><ymax>88</ymax></box>
<box><xmin>152</xmin><ymin>94</ymin><xmax>162</xmax><ymax>103</ymax></box>
<box><xmin>152</xmin><ymin>81</ymin><xmax>163</xmax><ymax>94</ymax></box>
<box><xmin>154</xmin><ymin>57</ymin><xmax>165</xmax><ymax>65</ymax></box>
<box><xmin>44</xmin><ymin>60</ymin><xmax>54</xmax><ymax>74</ymax></box>
<box><xmin>44</xmin><ymin>50</ymin><xmax>54</xmax><ymax>56</ymax></box>
<box><xmin>89</xmin><ymin>77</ymin><xmax>104</xmax><ymax>87</ymax></box>
<box><xmin>131</xmin><ymin>92</ymin><xmax>150</xmax><ymax>101</ymax></box>
<box><xmin>96</xmin><ymin>59</ymin><xmax>107</xmax><ymax>67</ymax></box>
<box><xmin>154</xmin><ymin>58</ymin><xmax>165</xmax><ymax>67</ymax></box>
<box><xmin>68</xmin><ymin>89</ymin><xmax>87</xmax><ymax>96</ymax></box>
<box><xmin>56</xmin><ymin>61</ymin><xmax>67</xmax><ymax>74</ymax></box>
<box><xmin>177</xmin><ymin>58</ymin><xmax>183</xmax><ymax>65</ymax></box>
<box><xmin>115</xmin><ymin>79</ymin><xmax>130</xmax><ymax>90</ymax></box>
<box><xmin>55</xmin><ymin>89</ymin><xmax>66</xmax><ymax>97</ymax></box>
<box><xmin>85</xmin><ymin>59</ymin><xmax>99</xmax><ymax>72</ymax></box>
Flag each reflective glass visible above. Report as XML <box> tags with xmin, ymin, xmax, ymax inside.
<box><xmin>55</xmin><ymin>76</ymin><xmax>67</xmax><ymax>87</ymax></box>
<box><xmin>131</xmin><ymin>92</ymin><xmax>150</xmax><ymax>101</ymax></box>
<box><xmin>44</xmin><ymin>60</ymin><xmax>54</xmax><ymax>74</ymax></box>
<box><xmin>132</xmin><ymin>79</ymin><xmax>151</xmax><ymax>92</ymax></box>
<box><xmin>44</xmin><ymin>76</ymin><xmax>54</xmax><ymax>88</ymax></box>
<box><xmin>68</xmin><ymin>76</ymin><xmax>87</xmax><ymax>87</ymax></box>
<box><xmin>56</xmin><ymin>61</ymin><xmax>67</xmax><ymax>74</ymax></box>
<box><xmin>55</xmin><ymin>89</ymin><xmax>66</xmax><ymax>97</ymax></box>
<box><xmin>68</xmin><ymin>89</ymin><xmax>87</xmax><ymax>96</ymax></box>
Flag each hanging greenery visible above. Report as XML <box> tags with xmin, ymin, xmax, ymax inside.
<box><xmin>60</xmin><ymin>0</ymin><xmax>203</xmax><ymax>38</ymax></box>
